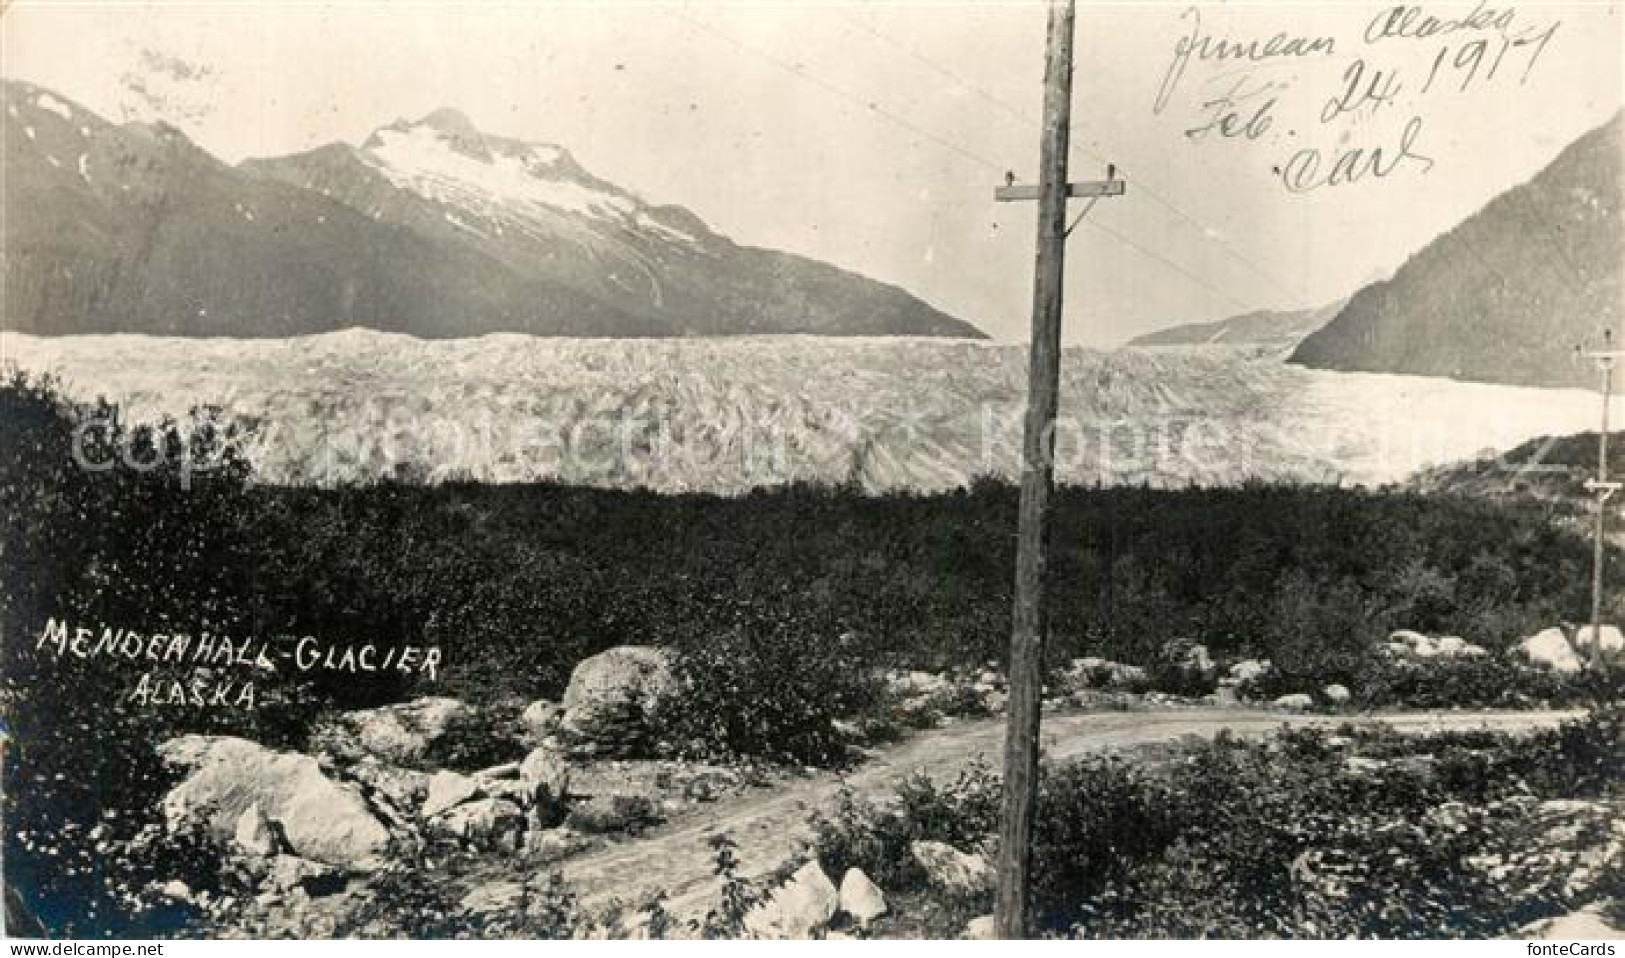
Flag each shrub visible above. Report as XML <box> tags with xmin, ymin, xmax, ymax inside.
<box><xmin>1353</xmin><ymin>655</ymin><xmax>1593</xmax><ymax>710</ymax></box>
<box><xmin>654</xmin><ymin>620</ymin><xmax>886</xmax><ymax>767</ymax></box>
<box><xmin>811</xmin><ymin>709</ymin><xmax>1625</xmax><ymax>938</ymax></box>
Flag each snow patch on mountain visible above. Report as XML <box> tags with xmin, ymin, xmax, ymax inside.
<box><xmin>363</xmin><ymin>120</ymin><xmax>666</xmax><ymax>239</ymax></box>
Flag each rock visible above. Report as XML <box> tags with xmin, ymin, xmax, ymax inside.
<box><xmin>1387</xmin><ymin>629</ymin><xmax>1434</xmax><ymax>657</ymax></box>
<box><xmin>744</xmin><ymin>861</ymin><xmax>839</xmax><ymax>939</ymax></box>
<box><xmin>1389</xmin><ymin>630</ymin><xmax>1488</xmax><ymax>661</ymax></box>
<box><xmin>461</xmin><ymin>880</ymin><xmax>524</xmax><ymax>916</ymax></box>
<box><xmin>232</xmin><ymin>802</ymin><xmax>285</xmax><ymax>857</ymax></box>
<box><xmin>431</xmin><ymin>797</ymin><xmax>525</xmax><ymax>850</ymax></box>
<box><xmin>519</xmin><ymin>699</ymin><xmax>565</xmax><ymax>745</ymax></box>
<box><xmin>265</xmin><ymin>855</ymin><xmax>344</xmax><ymax>897</ymax></box>
<box><xmin>319</xmin><ymin>696</ymin><xmax>475</xmax><ymax>766</ymax></box>
<box><xmin>476</xmin><ymin>761</ymin><xmax>520</xmax><ymax>780</ymax></box>
<box><xmin>422</xmin><ymin>770</ymin><xmax>482</xmax><ymax>819</ymax></box>
<box><xmin>910</xmin><ymin>840</ymin><xmax>994</xmax><ymax>897</ymax></box>
<box><xmin>1227</xmin><ymin>658</ymin><xmax>1271</xmax><ymax>683</ymax></box>
<box><xmin>566</xmin><ymin>793</ymin><xmax>659</xmax><ymax>834</ymax></box>
<box><xmin>157</xmin><ymin>735</ymin><xmax>390</xmax><ymax>867</ymax></box>
<box><xmin>1572</xmin><ymin>624</ymin><xmax>1625</xmax><ymax>667</ymax></box>
<box><xmin>890</xmin><ymin>670</ymin><xmax>953</xmax><ymax>698</ymax></box>
<box><xmin>1521</xmin><ymin>628</ymin><xmax>1585</xmax><ymax>674</ymax></box>
<box><xmin>1434</xmin><ymin>635</ymin><xmax>1487</xmax><ymax>658</ymax></box>
<box><xmin>838</xmin><ymin>867</ymin><xmax>887</xmax><ymax>926</ymax></box>
<box><xmin>518</xmin><ymin>746</ymin><xmax>572</xmax><ymax>826</ymax></box>
<box><xmin>524</xmin><ymin>825</ymin><xmax>590</xmax><ymax>862</ymax></box>
<box><xmin>157</xmin><ymin>880</ymin><xmax>192</xmax><ymax>902</ymax></box>
<box><xmin>1272</xmin><ymin>693</ymin><xmax>1314</xmax><ymax>711</ymax></box>
<box><xmin>560</xmin><ymin>646</ymin><xmax>675</xmax><ymax>755</ymax></box>
<box><xmin>1322</xmin><ymin>684</ymin><xmax>1352</xmax><ymax>705</ymax></box>
<box><xmin>830</xmin><ymin>718</ymin><xmax>863</xmax><ymax>741</ymax></box>
<box><xmin>963</xmin><ymin>915</ymin><xmax>997</xmax><ymax>939</ymax></box>
<box><xmin>1064</xmin><ymin>657</ymin><xmax>1149</xmax><ymax>692</ymax></box>
<box><xmin>1521</xmin><ymin>905</ymin><xmax>1624</xmax><ymax>940</ymax></box>
<box><xmin>347</xmin><ymin>760</ymin><xmax>431</xmax><ymax>823</ymax></box>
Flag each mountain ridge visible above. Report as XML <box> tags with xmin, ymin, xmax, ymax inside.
<box><xmin>1</xmin><ymin>80</ymin><xmax>985</xmax><ymax>340</ymax></box>
<box><xmin>1124</xmin><ymin>299</ymin><xmax>1347</xmax><ymax>354</ymax></box>
<box><xmin>1289</xmin><ymin>111</ymin><xmax>1624</xmax><ymax>388</ymax></box>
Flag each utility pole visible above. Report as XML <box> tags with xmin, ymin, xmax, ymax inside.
<box><xmin>992</xmin><ymin>0</ymin><xmax>1123</xmax><ymax>937</ymax></box>
<box><xmin>1584</xmin><ymin>329</ymin><xmax>1623</xmax><ymax>671</ymax></box>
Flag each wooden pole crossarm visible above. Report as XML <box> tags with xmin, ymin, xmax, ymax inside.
<box><xmin>995</xmin><ymin>179</ymin><xmax>1125</xmax><ymax>202</ymax></box>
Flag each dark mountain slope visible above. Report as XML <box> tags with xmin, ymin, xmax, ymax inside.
<box><xmin>1289</xmin><ymin>113</ymin><xmax>1623</xmax><ymax>388</ymax></box>
<box><xmin>2</xmin><ymin>81</ymin><xmax>983</xmax><ymax>339</ymax></box>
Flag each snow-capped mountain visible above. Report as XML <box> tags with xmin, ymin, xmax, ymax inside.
<box><xmin>2</xmin><ymin>80</ymin><xmax>984</xmax><ymax>339</ymax></box>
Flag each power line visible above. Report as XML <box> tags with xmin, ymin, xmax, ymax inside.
<box><xmin>669</xmin><ymin>7</ymin><xmax>1005</xmax><ymax>176</ymax></box>
<box><xmin>666</xmin><ymin>5</ymin><xmax>1258</xmax><ymax>316</ymax></box>
<box><xmin>837</xmin><ymin>9</ymin><xmax>1304</xmax><ymax>303</ymax></box>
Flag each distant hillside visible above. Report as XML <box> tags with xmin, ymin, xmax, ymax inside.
<box><xmin>1290</xmin><ymin>112</ymin><xmax>1623</xmax><ymax>388</ymax></box>
<box><xmin>1410</xmin><ymin>430</ymin><xmax>1622</xmax><ymax>504</ymax></box>
<box><xmin>1126</xmin><ymin>299</ymin><xmax>1345</xmax><ymax>355</ymax></box>
<box><xmin>1</xmin><ymin>80</ymin><xmax>983</xmax><ymax>340</ymax></box>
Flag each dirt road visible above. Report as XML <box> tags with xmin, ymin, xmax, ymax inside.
<box><xmin>467</xmin><ymin>707</ymin><xmax>1582</xmax><ymax>919</ymax></box>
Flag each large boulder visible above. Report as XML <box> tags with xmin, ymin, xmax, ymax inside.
<box><xmin>316</xmin><ymin>696</ymin><xmax>476</xmax><ymax>767</ymax></box>
<box><xmin>518</xmin><ymin>746</ymin><xmax>572</xmax><ymax>826</ymax></box>
<box><xmin>1272</xmin><ymin>693</ymin><xmax>1314</xmax><ymax>711</ymax></box>
<box><xmin>910</xmin><ymin>840</ymin><xmax>994</xmax><ymax>897</ymax></box>
<box><xmin>1322</xmin><ymin>684</ymin><xmax>1352</xmax><ymax>705</ymax></box>
<box><xmin>422</xmin><ymin>770</ymin><xmax>482</xmax><ymax>819</ymax></box>
<box><xmin>744</xmin><ymin>861</ymin><xmax>839</xmax><ymax>939</ymax></box>
<box><xmin>1520</xmin><ymin>628</ymin><xmax>1585</xmax><ymax>674</ymax></box>
<box><xmin>560</xmin><ymin>646</ymin><xmax>675</xmax><ymax>755</ymax></box>
<box><xmin>157</xmin><ymin>735</ymin><xmax>390</xmax><ymax>867</ymax></box>
<box><xmin>838</xmin><ymin>867</ymin><xmax>887</xmax><ymax>927</ymax></box>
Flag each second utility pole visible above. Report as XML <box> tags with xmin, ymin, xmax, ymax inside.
<box><xmin>1584</xmin><ymin>329</ymin><xmax>1623</xmax><ymax>670</ymax></box>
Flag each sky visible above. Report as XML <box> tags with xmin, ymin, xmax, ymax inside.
<box><xmin>2</xmin><ymin>0</ymin><xmax>1621</xmax><ymax>345</ymax></box>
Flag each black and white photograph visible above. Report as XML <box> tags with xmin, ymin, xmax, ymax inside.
<box><xmin>1</xmin><ymin>0</ymin><xmax>1622</xmax><ymax>942</ymax></box>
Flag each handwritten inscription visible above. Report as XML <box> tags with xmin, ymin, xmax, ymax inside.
<box><xmin>1154</xmin><ymin>7</ymin><xmax>1336</xmax><ymax>116</ymax></box>
<box><xmin>1154</xmin><ymin>2</ymin><xmax>1562</xmax><ymax>193</ymax></box>
<box><xmin>1281</xmin><ymin>115</ymin><xmax>1434</xmax><ymax>193</ymax></box>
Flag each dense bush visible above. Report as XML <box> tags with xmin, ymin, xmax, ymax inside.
<box><xmin>5</xmin><ymin>374</ymin><xmax>1608</xmax><ymax>713</ymax></box>
<box><xmin>810</xmin><ymin>709</ymin><xmax>1625</xmax><ymax>938</ymax></box>
<box><xmin>655</xmin><ymin>618</ymin><xmax>887</xmax><ymax>767</ymax></box>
